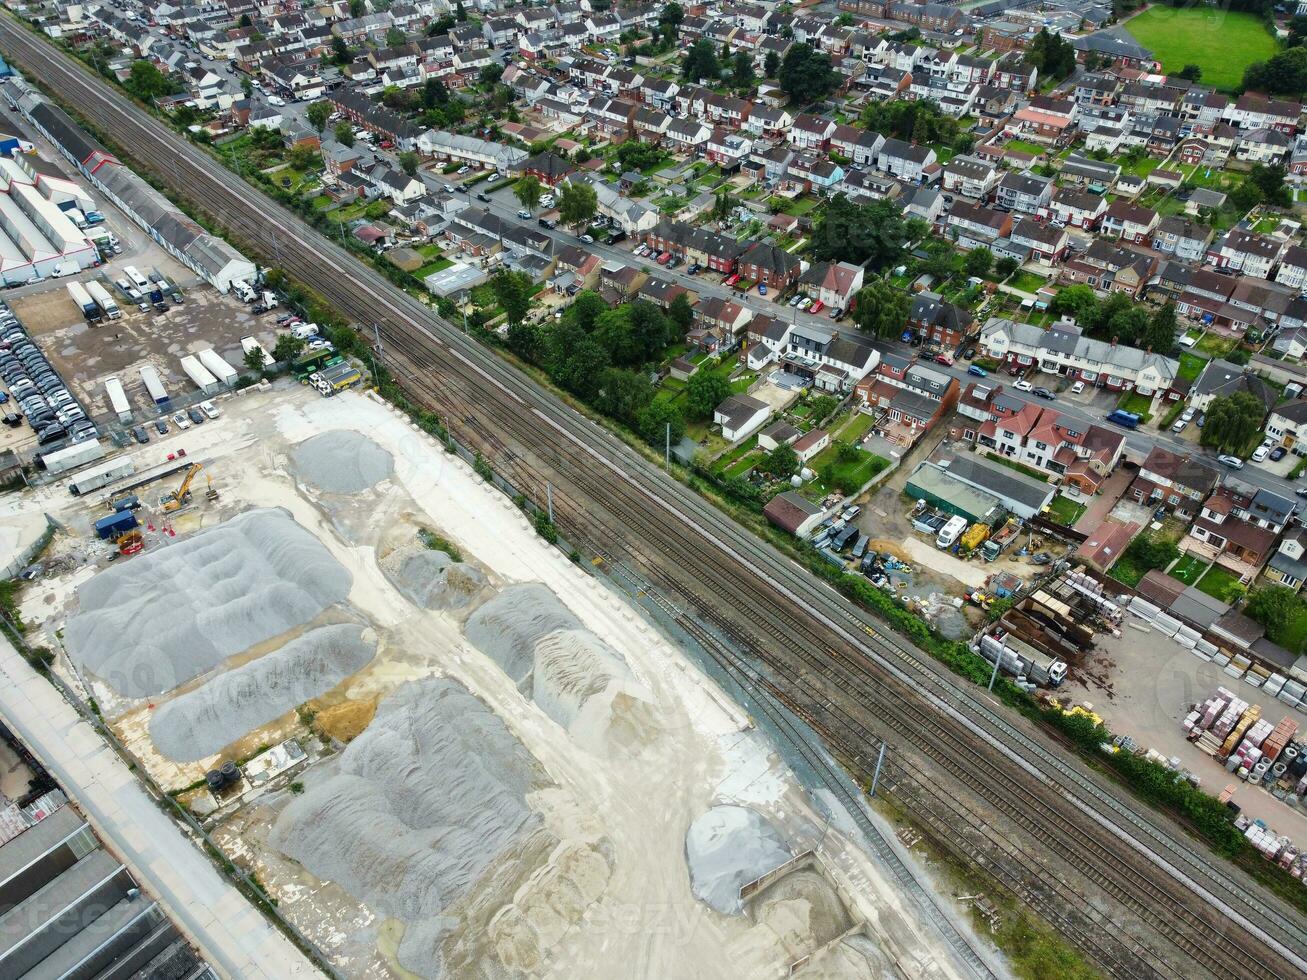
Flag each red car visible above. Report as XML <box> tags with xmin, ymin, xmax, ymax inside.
<box><xmin>935</xmin><ymin>353</ymin><xmax>955</xmax><ymax>366</ymax></box>
<box><xmin>809</xmin><ymin>300</ymin><xmax>824</xmax><ymax>314</ymax></box>
<box><xmin>724</xmin><ymin>273</ymin><xmax>740</xmax><ymax>286</ymax></box>
<box><xmin>657</xmin><ymin>251</ymin><xmax>671</xmax><ymax>265</ymax></box>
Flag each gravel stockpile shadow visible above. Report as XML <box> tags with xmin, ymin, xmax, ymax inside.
<box><xmin>685</xmin><ymin>805</ymin><xmax>791</xmax><ymax>915</ymax></box>
<box><xmin>379</xmin><ymin>544</ymin><xmax>488</xmax><ymax>610</ymax></box>
<box><xmin>66</xmin><ymin>508</ymin><xmax>353</xmax><ymax>697</ymax></box>
<box><xmin>464</xmin><ymin>584</ymin><xmax>640</xmax><ymax>736</ymax></box>
<box><xmin>149</xmin><ymin>624</ymin><xmax>377</xmax><ymax>762</ymax></box>
<box><xmin>290</xmin><ymin>429</ymin><xmax>394</xmax><ymax>493</ymax></box>
<box><xmin>269</xmin><ymin>677</ymin><xmax>548</xmax><ymax>977</ymax></box>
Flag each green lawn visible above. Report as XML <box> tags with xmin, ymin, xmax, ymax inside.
<box><xmin>1008</xmin><ymin>270</ymin><xmax>1047</xmax><ymax>293</ymax></box>
<box><xmin>1124</xmin><ymin>7</ymin><xmax>1277</xmax><ymax>92</ymax></box>
<box><xmin>1195</xmin><ymin>564</ymin><xmax>1244</xmax><ymax>603</ymax></box>
<box><xmin>415</xmin><ymin>256</ymin><xmax>454</xmax><ymax>279</ymax></box>
<box><xmin>1117</xmin><ymin>392</ymin><xmax>1154</xmax><ymax>423</ymax></box>
<box><xmin>1108</xmin><ymin>554</ymin><xmax>1149</xmax><ymax>588</ymax></box>
<box><xmin>804</xmin><ymin>443</ymin><xmax>891</xmax><ymax>498</ymax></box>
<box><xmin>1044</xmin><ymin>494</ymin><xmax>1086</xmax><ymax>526</ymax></box>
<box><xmin>1168</xmin><ymin>555</ymin><xmax>1209</xmax><ymax>586</ymax></box>
<box><xmin>1004</xmin><ymin>139</ymin><xmax>1048</xmax><ymax>157</ymax></box>
<box><xmin>1194</xmin><ymin>332</ymin><xmax>1237</xmax><ymax>358</ymax></box>
<box><xmin>1177</xmin><ymin>351</ymin><xmax>1207</xmax><ymax>382</ymax></box>
<box><xmin>1264</xmin><ymin>601</ymin><xmax>1307</xmax><ymax>654</ymax></box>
<box><xmin>984</xmin><ymin>452</ymin><xmax>1049</xmax><ymax>483</ymax></box>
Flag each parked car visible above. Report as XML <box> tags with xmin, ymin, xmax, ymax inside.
<box><xmin>789</xmin><ymin>295</ymin><xmax>803</xmax><ymax>308</ymax></box>
<box><xmin>963</xmin><ymin>347</ymin><xmax>975</xmax><ymax>360</ymax></box>
<box><xmin>476</xmin><ymin>192</ymin><xmax>491</xmax><ymax>202</ymax></box>
<box><xmin>518</xmin><ymin>209</ymin><xmax>532</xmax><ymax>220</ymax></box>
<box><xmin>1181</xmin><ymin>407</ymin><xmax>1196</xmax><ymax>422</ymax></box>
<box><xmin>934</xmin><ymin>353</ymin><xmax>954</xmax><ymax>366</ymax></box>
<box><xmin>1296</xmin><ymin>487</ymin><xmax>1307</xmax><ymax>499</ymax></box>
<box><xmin>1271</xmin><ymin>446</ymin><xmax>1287</xmax><ymax>461</ymax></box>
<box><xmin>1217</xmin><ymin>454</ymin><xmax>1245</xmax><ymax>469</ymax></box>
<box><xmin>968</xmin><ymin>365</ymin><xmax>988</xmax><ymax>377</ymax></box>
<box><xmin>1013</xmin><ymin>379</ymin><xmax>1033</xmax><ymax>391</ymax></box>
<box><xmin>1252</xmin><ymin>441</ymin><xmax>1273</xmax><ymax>462</ymax></box>
<box><xmin>757</xmin><ymin>283</ymin><xmax>767</xmax><ymax>295</ymax></box>
<box><xmin>187</xmin><ymin>407</ymin><xmax>205</xmax><ymax>425</ymax></box>
<box><xmin>131</xmin><ymin>424</ymin><xmax>149</xmax><ymax>444</ymax></box>
<box><xmin>1032</xmin><ymin>387</ymin><xmax>1055</xmax><ymax>400</ymax></box>
<box><xmin>810</xmin><ymin>300</ymin><xmax>824</xmax><ymax>314</ymax></box>
<box><xmin>580</xmin><ymin>234</ymin><xmax>594</xmax><ymax>244</ymax></box>
<box><xmin>154</xmin><ymin>418</ymin><xmax>168</xmax><ymax>435</ymax></box>
<box><xmin>1068</xmin><ymin>381</ymin><xmax>1084</xmax><ymax>395</ymax></box>
<box><xmin>172</xmin><ymin>411</ymin><xmax>191</xmax><ymax>430</ymax></box>
<box><xmin>199</xmin><ymin>400</ymin><xmax>220</xmax><ymax>419</ymax></box>
<box><xmin>1171</xmin><ymin>418</ymin><xmax>1187</xmax><ymax>433</ymax></box>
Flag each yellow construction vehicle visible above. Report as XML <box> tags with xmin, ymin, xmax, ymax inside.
<box><xmin>159</xmin><ymin>463</ymin><xmax>203</xmax><ymax>512</ymax></box>
<box><xmin>205</xmin><ymin>474</ymin><xmax>219</xmax><ymax>501</ymax></box>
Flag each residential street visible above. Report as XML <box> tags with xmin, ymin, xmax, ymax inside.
<box><xmin>0</xmin><ymin>638</ymin><xmax>319</xmax><ymax>980</ymax></box>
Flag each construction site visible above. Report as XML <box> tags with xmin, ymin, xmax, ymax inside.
<box><xmin>0</xmin><ymin>382</ymin><xmax>991</xmax><ymax>980</ymax></box>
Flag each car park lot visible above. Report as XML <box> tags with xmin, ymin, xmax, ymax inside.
<box><xmin>7</xmin><ymin>275</ymin><xmax>281</xmax><ymax>424</ymax></box>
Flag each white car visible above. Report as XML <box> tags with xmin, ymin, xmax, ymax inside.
<box><xmin>540</xmin><ymin>195</ymin><xmax>556</xmax><ymax>208</ymax></box>
<box><xmin>1218</xmin><ymin>454</ymin><xmax>1245</xmax><ymax>469</ymax></box>
<box><xmin>1069</xmin><ymin>381</ymin><xmax>1085</xmax><ymax>395</ymax></box>
<box><xmin>199</xmin><ymin>400</ymin><xmax>220</xmax><ymax>420</ymax></box>
<box><xmin>306</xmin><ymin>339</ymin><xmax>334</xmax><ymax>352</ymax></box>
<box><xmin>1181</xmin><ymin>407</ymin><xmax>1196</xmax><ymax>422</ymax></box>
<box><xmin>457</xmin><ymin>166</ymin><xmax>470</xmax><ymax>175</ymax></box>
<box><xmin>1252</xmin><ymin>441</ymin><xmax>1274</xmax><ymax>462</ymax></box>
<box><xmin>172</xmin><ymin>411</ymin><xmax>192</xmax><ymax>430</ymax></box>
<box><xmin>1013</xmin><ymin>379</ymin><xmax>1034</xmax><ymax>391</ymax></box>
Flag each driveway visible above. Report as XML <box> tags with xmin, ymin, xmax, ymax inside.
<box><xmin>0</xmin><ymin>640</ymin><xmax>318</xmax><ymax>980</ymax></box>
<box><xmin>1074</xmin><ymin>465</ymin><xmax>1134</xmax><ymax>532</ymax></box>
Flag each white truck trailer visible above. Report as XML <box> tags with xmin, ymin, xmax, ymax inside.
<box><xmin>196</xmin><ymin>348</ymin><xmax>238</xmax><ymax>386</ymax></box>
<box><xmin>103</xmin><ymin>376</ymin><xmax>132</xmax><ymax>424</ymax></box>
<box><xmin>180</xmin><ymin>354</ymin><xmax>219</xmax><ymax>395</ymax></box>
<box><xmin>84</xmin><ymin>279</ymin><xmax>120</xmax><ymax>320</ymax></box>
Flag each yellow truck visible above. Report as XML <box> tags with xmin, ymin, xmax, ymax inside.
<box><xmin>960</xmin><ymin>522</ymin><xmax>991</xmax><ymax>553</ymax></box>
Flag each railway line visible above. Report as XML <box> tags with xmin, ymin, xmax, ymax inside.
<box><xmin>3</xmin><ymin>19</ymin><xmax>1306</xmax><ymax>978</ymax></box>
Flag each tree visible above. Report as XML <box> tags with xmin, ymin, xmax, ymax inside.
<box><xmin>398</xmin><ymin>151</ymin><xmax>419</xmax><ymax>176</ymax></box>
<box><xmin>1243</xmin><ymin>47</ymin><xmax>1307</xmax><ymax>97</ymax></box>
<box><xmin>732</xmin><ymin>51</ymin><xmax>755</xmax><ymax>90</ymax></box>
<box><xmin>778</xmin><ymin>43</ymin><xmax>837</xmax><ymax>105</ymax></box>
<box><xmin>243</xmin><ymin>347</ymin><xmax>267</xmax><ymax>374</ymax></box>
<box><xmin>568</xmin><ymin>291</ymin><xmax>610</xmax><ymax>332</ymax></box>
<box><xmin>558</xmin><ymin>181</ymin><xmax>598</xmax><ymax>231</ymax></box>
<box><xmin>1246</xmin><ymin>586</ymin><xmax>1306</xmax><ymax>648</ymax></box>
<box><xmin>272</xmin><ymin>334</ymin><xmax>305</xmax><ymax>364</ymax></box>
<box><xmin>1178</xmin><ymin>64</ymin><xmax>1203</xmax><ymax>82</ymax></box>
<box><xmin>514</xmin><ymin>175</ymin><xmax>543</xmax><ymax>212</ymax></box>
<box><xmin>1137</xmin><ymin>303</ymin><xmax>1178</xmax><ymax>354</ymax></box>
<box><xmin>1289</xmin><ymin>14</ymin><xmax>1307</xmax><ymax>47</ymax></box>
<box><xmin>349</xmin><ymin>0</ymin><xmax>364</xmax><ymax>16</ymax></box>
<box><xmin>994</xmin><ymin>256</ymin><xmax>1020</xmax><ymax>280</ymax></box>
<box><xmin>491</xmin><ymin>270</ymin><xmax>533</xmax><ymax>327</ymax></box>
<box><xmin>764</xmin><ymin>50</ymin><xmax>780</xmax><ymax>78</ymax></box>
<box><xmin>479</xmin><ymin>63</ymin><xmax>504</xmax><ymax>86</ymax></box>
<box><xmin>658</xmin><ymin>0</ymin><xmax>684</xmax><ymax>35</ymax></box>
<box><xmin>288</xmin><ymin>145</ymin><xmax>318</xmax><ymax>171</ymax></box>
<box><xmin>423</xmin><ymin>77</ymin><xmax>449</xmax><ymax>109</ymax></box>
<box><xmin>331</xmin><ymin>36</ymin><xmax>351</xmax><ymax>65</ymax></box>
<box><xmin>545</xmin><ymin>320</ymin><xmax>610</xmax><ymax>399</ymax></box>
<box><xmin>124</xmin><ymin>61</ymin><xmax>181</xmax><ymax>103</ymax></box>
<box><xmin>850</xmin><ymin>278</ymin><xmax>910</xmax><ymax>339</ymax></box>
<box><xmin>637</xmin><ymin>400</ymin><xmax>684</xmax><ymax>448</ymax></box>
<box><xmin>764</xmin><ymin>443</ymin><xmax>799</xmax><ymax>478</ymax></box>
<box><xmin>809</xmin><ymin>196</ymin><xmax>910</xmax><ymax>271</ymax></box>
<box><xmin>963</xmin><ymin>247</ymin><xmax>993</xmax><ymax>280</ymax></box>
<box><xmin>685</xmin><ymin>372</ymin><xmax>731</xmax><ymax>419</ymax></box>
<box><xmin>1050</xmin><ymin>284</ymin><xmax>1099</xmax><ymax>322</ymax></box>
<box><xmin>682</xmin><ymin>40</ymin><xmax>720</xmax><ymax>83</ymax></box>
<box><xmin>386</xmin><ymin>27</ymin><xmax>406</xmax><ymax>47</ymax></box>
<box><xmin>334</xmin><ymin>121</ymin><xmax>355</xmax><ymax>147</ymax></box>
<box><xmin>712</xmin><ymin>190</ymin><xmax>736</xmax><ymax>222</ymax></box>
<box><xmin>238</xmin><ymin>13</ymin><xmax>252</xmax><ymax>27</ymax></box>
<box><xmin>456</xmin><ymin>0</ymin><xmax>467</xmax><ymax>20</ymax></box>
<box><xmin>307</xmin><ymin>100</ymin><xmax>332</xmax><ymax>133</ymax></box>
<box><xmin>595</xmin><ymin>367</ymin><xmax>655</xmax><ymax>423</ymax></box>
<box><xmin>1023</xmin><ymin>27</ymin><xmax>1076</xmax><ymax>81</ymax></box>
<box><xmin>506</xmin><ymin>320</ymin><xmax>542</xmax><ymax>363</ymax></box>
<box><xmin>668</xmin><ymin>292</ymin><xmax>695</xmax><ymax>333</ymax></box>
<box><xmin>1200</xmin><ymin>391</ymin><xmax>1267</xmax><ymax>453</ymax></box>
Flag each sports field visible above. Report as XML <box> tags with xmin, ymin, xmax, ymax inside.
<box><xmin>1124</xmin><ymin>7</ymin><xmax>1278</xmax><ymax>92</ymax></box>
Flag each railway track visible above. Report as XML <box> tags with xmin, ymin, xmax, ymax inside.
<box><xmin>3</xmin><ymin>21</ymin><xmax>1305</xmax><ymax>978</ymax></box>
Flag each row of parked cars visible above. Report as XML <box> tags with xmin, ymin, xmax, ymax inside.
<box><xmin>0</xmin><ymin>304</ymin><xmax>95</xmax><ymax>446</ymax></box>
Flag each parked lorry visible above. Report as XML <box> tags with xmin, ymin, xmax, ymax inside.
<box><xmin>231</xmin><ymin>279</ymin><xmax>257</xmax><ymax>303</ymax></box>
<box><xmin>85</xmin><ymin>279</ymin><xmax>120</xmax><ymax>320</ymax></box>
<box><xmin>104</xmin><ymin>376</ymin><xmax>132</xmax><ymax>423</ymax></box>
<box><xmin>140</xmin><ymin>364</ymin><xmax>169</xmax><ymax>407</ymax></box>
<box><xmin>39</xmin><ymin>438</ymin><xmax>105</xmax><ymax>474</ymax></box>
<box><xmin>960</xmin><ymin>522</ymin><xmax>991</xmax><ymax>553</ymax></box>
<box><xmin>936</xmin><ymin>515</ymin><xmax>969</xmax><ymax>550</ymax></box>
<box><xmin>66</xmin><ymin>280</ymin><xmax>99</xmax><ymax>322</ymax></box>
<box><xmin>977</xmin><ymin>630</ymin><xmax>1067</xmax><ymax>687</ymax></box>
<box><xmin>94</xmin><ymin>509</ymin><xmax>138</xmax><ymax>540</ymax></box>
<box><xmin>982</xmin><ymin>519</ymin><xmax>1021</xmax><ymax>562</ymax></box>
<box><xmin>311</xmin><ymin>362</ymin><xmax>362</xmax><ymax>395</ymax></box>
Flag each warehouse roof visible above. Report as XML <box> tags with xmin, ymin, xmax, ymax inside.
<box><xmin>906</xmin><ymin>461</ymin><xmax>1002</xmax><ymax>523</ymax></box>
<box><xmin>941</xmin><ymin>454</ymin><xmax>1053</xmax><ymax>514</ymax></box>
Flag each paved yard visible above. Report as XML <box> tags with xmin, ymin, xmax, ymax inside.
<box><xmin>1075</xmin><ymin>466</ymin><xmax>1134</xmax><ymax>532</ymax></box>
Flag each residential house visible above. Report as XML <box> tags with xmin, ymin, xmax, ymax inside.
<box><xmin>941</xmin><ymin>155</ymin><xmax>999</xmax><ymax>200</ymax></box>
<box><xmin>1009</xmin><ymin>220</ymin><xmax>1069</xmax><ymax>264</ymax></box>
<box><xmin>1152</xmin><ymin>216</ymin><xmax>1213</xmax><ymax>263</ymax></box>
<box><xmin>877</xmin><ymin>138</ymin><xmax>936</xmax><ymax>183</ymax></box>
<box><xmin>714</xmin><ymin>393</ymin><xmax>771</xmax><ymax>442</ymax></box>
<box><xmin>1102</xmin><ymin>199</ymin><xmax>1158</xmax><ymax>245</ymax></box>
<box><xmin>1208</xmin><ymin>228</ymin><xmax>1281</xmax><ymax>279</ymax></box>
<box><xmin>789</xmin><ymin>113</ymin><xmax>837</xmax><ymax>151</ymax></box>
<box><xmin>995</xmin><ymin>171</ymin><xmax>1052</xmax><ymax>215</ymax></box>
<box><xmin>1277</xmin><ymin>244</ymin><xmax>1307</xmax><ymax>291</ymax></box>
<box><xmin>1188</xmin><ymin>359</ymin><xmax>1278</xmax><ymax>414</ymax></box>
<box><xmin>1184</xmin><ymin>486</ymin><xmax>1283</xmax><ymax>578</ymax></box>
<box><xmin>798</xmin><ymin>261</ymin><xmax>863</xmax><ymax>311</ymax></box>
<box><xmin>980</xmin><ymin>317</ymin><xmax>1178</xmax><ymax>394</ymax></box>
<box><xmin>781</xmin><ymin>324</ymin><xmax>879</xmax><ymax>393</ymax></box>
<box><xmin>1266</xmin><ymin>400</ymin><xmax>1307</xmax><ymax>454</ymax></box>
<box><xmin>908</xmin><ymin>292</ymin><xmax>974</xmax><ymax>350</ymax></box>
<box><xmin>1128</xmin><ymin>446</ymin><xmax>1220</xmax><ymax>519</ymax></box>
<box><xmin>1045</xmin><ymin>186</ymin><xmax>1107</xmax><ymax>230</ymax></box>
<box><xmin>738</xmin><ymin>241</ymin><xmax>801</xmax><ymax>291</ymax></box>
<box><xmin>1265</xmin><ymin>525</ymin><xmax>1307</xmax><ymax>592</ymax></box>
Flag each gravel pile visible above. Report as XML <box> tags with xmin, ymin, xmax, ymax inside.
<box><xmin>290</xmin><ymin>429</ymin><xmax>394</xmax><ymax>493</ymax></box>
<box><xmin>66</xmin><ymin>509</ymin><xmax>352</xmax><ymax>697</ymax></box>
<box><xmin>269</xmin><ymin>677</ymin><xmax>547</xmax><ymax>976</ymax></box>
<box><xmin>464</xmin><ymin>584</ymin><xmax>637</xmax><ymax>734</ymax></box>
<box><xmin>379</xmin><ymin>544</ymin><xmax>488</xmax><ymax>610</ymax></box>
<box><xmin>149</xmin><ymin>624</ymin><xmax>376</xmax><ymax>762</ymax></box>
<box><xmin>685</xmin><ymin>805</ymin><xmax>791</xmax><ymax>915</ymax></box>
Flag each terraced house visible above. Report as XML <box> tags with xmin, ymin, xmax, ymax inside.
<box><xmin>980</xmin><ymin>317</ymin><xmax>1178</xmax><ymax>395</ymax></box>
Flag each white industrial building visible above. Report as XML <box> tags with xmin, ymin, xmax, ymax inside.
<box><xmin>0</xmin><ymin>152</ymin><xmax>95</xmax><ymax>284</ymax></box>
<box><xmin>11</xmin><ymin>82</ymin><xmax>257</xmax><ymax>293</ymax></box>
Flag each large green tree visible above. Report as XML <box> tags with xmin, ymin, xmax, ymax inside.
<box><xmin>685</xmin><ymin>372</ymin><xmax>731</xmax><ymax>420</ymax></box>
<box><xmin>1024</xmin><ymin>28</ymin><xmax>1076</xmax><ymax>81</ymax></box>
<box><xmin>850</xmin><ymin>278</ymin><xmax>909</xmax><ymax>339</ymax></box>
<box><xmin>1243</xmin><ymin>47</ymin><xmax>1307</xmax><ymax>97</ymax></box>
<box><xmin>125</xmin><ymin>61</ymin><xmax>181</xmax><ymax>102</ymax></box>
<box><xmin>595</xmin><ymin>368</ymin><xmax>655</xmax><ymax>424</ymax></box>
<box><xmin>808</xmin><ymin>196</ymin><xmax>909</xmax><ymax>271</ymax></box>
<box><xmin>490</xmin><ymin>270</ymin><xmax>533</xmax><ymax>327</ymax></box>
<box><xmin>1199</xmin><ymin>391</ymin><xmax>1267</xmax><ymax>453</ymax></box>
<box><xmin>558</xmin><ymin>181</ymin><xmax>598</xmax><ymax>231</ymax></box>
<box><xmin>682</xmin><ymin>40</ymin><xmax>720</xmax><ymax>83</ymax></box>
<box><xmin>307</xmin><ymin>100</ymin><xmax>332</xmax><ymax>133</ymax></box>
<box><xmin>778</xmin><ymin>43</ymin><xmax>837</xmax><ymax>105</ymax></box>
<box><xmin>637</xmin><ymin>399</ymin><xmax>685</xmax><ymax>448</ymax></box>
<box><xmin>334</xmin><ymin>121</ymin><xmax>355</xmax><ymax>146</ymax></box>
<box><xmin>514</xmin><ymin>175</ymin><xmax>544</xmax><ymax>212</ymax></box>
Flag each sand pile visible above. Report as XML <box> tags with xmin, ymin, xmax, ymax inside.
<box><xmin>291</xmin><ymin>429</ymin><xmax>394</xmax><ymax>493</ymax></box>
<box><xmin>685</xmin><ymin>805</ymin><xmax>791</xmax><ymax>915</ymax></box>
<box><xmin>269</xmin><ymin>677</ymin><xmax>548</xmax><ymax>976</ymax></box>
<box><xmin>65</xmin><ymin>509</ymin><xmax>352</xmax><ymax>697</ymax></box>
<box><xmin>799</xmin><ymin>933</ymin><xmax>898</xmax><ymax>979</ymax></box>
<box><xmin>149</xmin><ymin>624</ymin><xmax>377</xmax><ymax>762</ymax></box>
<box><xmin>752</xmin><ymin>866</ymin><xmax>855</xmax><ymax>948</ymax></box>
<box><xmin>464</xmin><ymin>584</ymin><xmax>643</xmax><ymax>738</ymax></box>
<box><xmin>380</xmin><ymin>544</ymin><xmax>488</xmax><ymax>610</ymax></box>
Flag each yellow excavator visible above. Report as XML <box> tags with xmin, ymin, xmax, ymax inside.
<box><xmin>159</xmin><ymin>463</ymin><xmax>203</xmax><ymax>512</ymax></box>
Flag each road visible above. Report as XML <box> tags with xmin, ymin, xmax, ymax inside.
<box><xmin>0</xmin><ymin>638</ymin><xmax>319</xmax><ymax>980</ymax></box>
<box><xmin>5</xmin><ymin>21</ymin><xmax>1307</xmax><ymax>979</ymax></box>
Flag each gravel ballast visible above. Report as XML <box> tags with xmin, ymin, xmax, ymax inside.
<box><xmin>379</xmin><ymin>544</ymin><xmax>488</xmax><ymax>610</ymax></box>
<box><xmin>290</xmin><ymin>429</ymin><xmax>394</xmax><ymax>493</ymax></box>
<box><xmin>65</xmin><ymin>508</ymin><xmax>353</xmax><ymax>697</ymax></box>
<box><xmin>685</xmin><ymin>805</ymin><xmax>791</xmax><ymax>915</ymax></box>
<box><xmin>149</xmin><ymin>624</ymin><xmax>377</xmax><ymax>762</ymax></box>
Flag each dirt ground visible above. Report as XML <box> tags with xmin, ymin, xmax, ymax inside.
<box><xmin>0</xmin><ymin>382</ymin><xmax>988</xmax><ymax>980</ymax></box>
<box><xmin>9</xmin><ymin>283</ymin><xmax>281</xmax><ymax>425</ymax></box>
<box><xmin>1064</xmin><ymin>624</ymin><xmax>1307</xmax><ymax>844</ymax></box>
<box><xmin>0</xmin><ymin>739</ymin><xmax>35</xmax><ymax>804</ymax></box>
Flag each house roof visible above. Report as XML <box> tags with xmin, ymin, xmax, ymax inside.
<box><xmin>943</xmin><ymin>454</ymin><xmax>1052</xmax><ymax>512</ymax></box>
<box><xmin>1139</xmin><ymin>445</ymin><xmax>1219</xmax><ymax>494</ymax></box>
<box><xmin>1076</xmin><ymin>518</ymin><xmax>1138</xmax><ymax>569</ymax></box>
<box><xmin>763</xmin><ymin>490</ymin><xmax>823</xmax><ymax>533</ymax></box>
